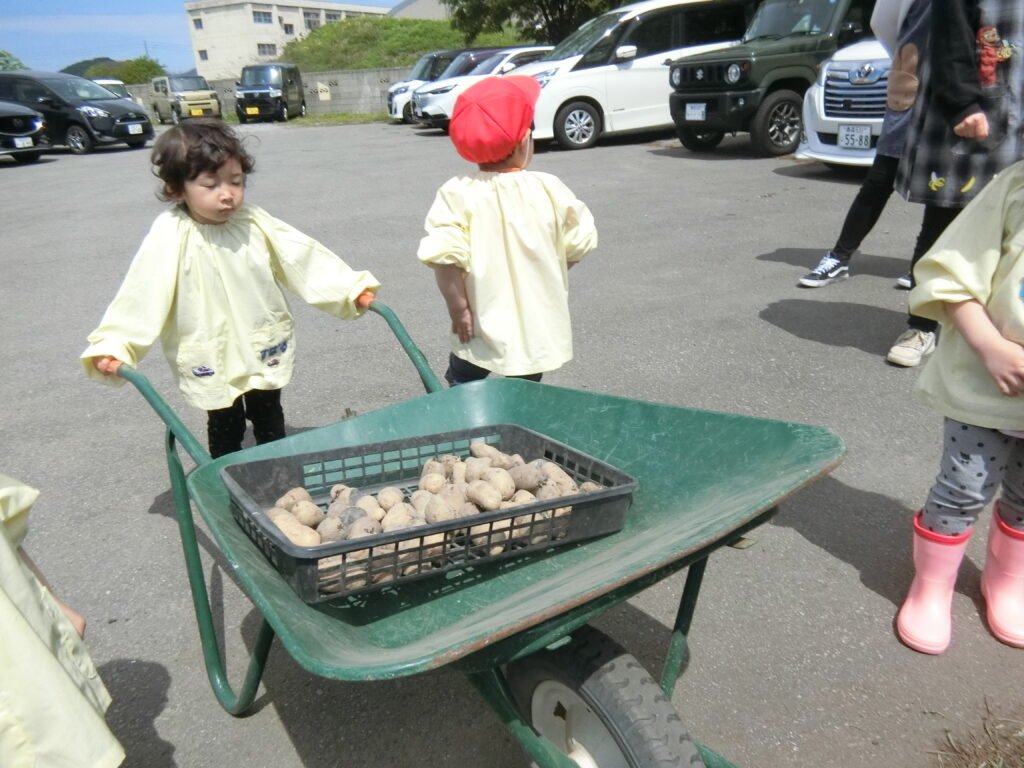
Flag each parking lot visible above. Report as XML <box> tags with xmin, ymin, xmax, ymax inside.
<box><xmin>2</xmin><ymin>120</ymin><xmax>1019</xmax><ymax>768</ymax></box>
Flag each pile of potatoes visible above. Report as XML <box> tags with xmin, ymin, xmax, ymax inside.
<box><xmin>264</xmin><ymin>441</ymin><xmax>604</xmax><ymax>592</ymax></box>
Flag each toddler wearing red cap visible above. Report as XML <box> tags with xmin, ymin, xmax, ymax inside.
<box><xmin>417</xmin><ymin>76</ymin><xmax>598</xmax><ymax>385</ymax></box>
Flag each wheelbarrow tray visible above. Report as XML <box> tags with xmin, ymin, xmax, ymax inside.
<box><xmin>188</xmin><ymin>378</ymin><xmax>843</xmax><ymax>682</ymax></box>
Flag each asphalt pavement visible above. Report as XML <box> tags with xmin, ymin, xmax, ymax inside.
<box><xmin>1</xmin><ymin>120</ymin><xmax>1018</xmax><ymax>768</ymax></box>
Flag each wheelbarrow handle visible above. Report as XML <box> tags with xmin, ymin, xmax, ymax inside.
<box><xmin>115</xmin><ymin>365</ymin><xmax>211</xmax><ymax>465</ymax></box>
<box><xmin>357</xmin><ymin>293</ymin><xmax>444</xmax><ymax>394</ymax></box>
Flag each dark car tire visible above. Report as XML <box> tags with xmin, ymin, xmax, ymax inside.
<box><xmin>152</xmin><ymin>105</ymin><xmax>165</xmax><ymax>125</ymax></box>
<box><xmin>170</xmin><ymin>108</ymin><xmax>181</xmax><ymax>125</ymax></box>
<box><xmin>554</xmin><ymin>101</ymin><xmax>601</xmax><ymax>150</ymax></box>
<box><xmin>237</xmin><ymin>113</ymin><xmax>248</xmax><ymax>124</ymax></box>
<box><xmin>507</xmin><ymin>625</ymin><xmax>705</xmax><ymax>768</ymax></box>
<box><xmin>750</xmin><ymin>89</ymin><xmax>803</xmax><ymax>157</ymax></box>
<box><xmin>65</xmin><ymin>124</ymin><xmax>94</xmax><ymax>154</ymax></box>
<box><xmin>299</xmin><ymin>101</ymin><xmax>307</xmax><ymax>118</ymax></box>
<box><xmin>401</xmin><ymin>102</ymin><xmax>412</xmax><ymax>124</ymax></box>
<box><xmin>278</xmin><ymin>103</ymin><xmax>289</xmax><ymax>122</ymax></box>
<box><xmin>675</xmin><ymin>126</ymin><xmax>725</xmax><ymax>152</ymax></box>
<box><xmin>12</xmin><ymin>151</ymin><xmax>42</xmax><ymax>164</ymax></box>
<box><xmin>125</xmin><ymin>139</ymin><xmax>147</xmax><ymax>149</ymax></box>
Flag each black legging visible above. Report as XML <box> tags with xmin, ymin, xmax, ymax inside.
<box><xmin>206</xmin><ymin>388</ymin><xmax>286</xmax><ymax>458</ymax></box>
<box><xmin>832</xmin><ymin>154</ymin><xmax>899</xmax><ymax>261</ymax></box>
<box><xmin>907</xmin><ymin>205</ymin><xmax>961</xmax><ymax>333</ymax></box>
<box><xmin>444</xmin><ymin>353</ymin><xmax>542</xmax><ymax>387</ymax></box>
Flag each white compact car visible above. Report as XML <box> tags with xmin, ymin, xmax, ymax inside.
<box><xmin>411</xmin><ymin>46</ymin><xmax>553</xmax><ymax>129</ymax></box>
<box><xmin>796</xmin><ymin>38</ymin><xmax>891</xmax><ymax>168</ymax></box>
<box><xmin>388</xmin><ymin>49</ymin><xmax>460</xmax><ymax>123</ymax></box>
<box><xmin>513</xmin><ymin>0</ymin><xmax>754</xmax><ymax>149</ymax></box>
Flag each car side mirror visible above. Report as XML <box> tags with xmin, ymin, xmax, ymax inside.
<box><xmin>37</xmin><ymin>95</ymin><xmax>55</xmax><ymax>106</ymax></box>
<box><xmin>837</xmin><ymin>20</ymin><xmax>863</xmax><ymax>47</ymax></box>
<box><xmin>235</xmin><ymin>80</ymin><xmax>241</xmax><ymax>87</ymax></box>
<box><xmin>615</xmin><ymin>44</ymin><xmax>638</xmax><ymax>61</ymax></box>
<box><xmin>498</xmin><ymin>62</ymin><xmax>516</xmax><ymax>74</ymax></box>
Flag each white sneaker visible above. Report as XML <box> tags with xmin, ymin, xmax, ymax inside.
<box><xmin>896</xmin><ymin>273</ymin><xmax>912</xmax><ymax>289</ymax></box>
<box><xmin>886</xmin><ymin>329</ymin><xmax>936</xmax><ymax>367</ymax></box>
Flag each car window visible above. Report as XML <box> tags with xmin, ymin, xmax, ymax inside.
<box><xmin>241</xmin><ymin>67</ymin><xmax>281</xmax><ymax>86</ymax></box>
<box><xmin>621</xmin><ymin>10</ymin><xmax>676</xmax><ymax>57</ymax></box>
<box><xmin>507</xmin><ymin>50</ymin><xmax>547</xmax><ymax>69</ymax></box>
<box><xmin>683</xmin><ymin>4</ymin><xmax>750</xmax><ymax>45</ymax></box>
<box><xmin>468</xmin><ymin>53</ymin><xmax>506</xmax><ymax>76</ymax></box>
<box><xmin>48</xmin><ymin>78</ymin><xmax>118</xmax><ymax>101</ymax></box>
<box><xmin>546</xmin><ymin>12</ymin><xmax>627</xmax><ymax>60</ymax></box>
<box><xmin>575</xmin><ymin>22</ymin><xmax>628</xmax><ymax>69</ymax></box>
<box><xmin>427</xmin><ymin>54</ymin><xmax>457</xmax><ymax>79</ymax></box>
<box><xmin>170</xmin><ymin>76</ymin><xmax>210</xmax><ymax>91</ymax></box>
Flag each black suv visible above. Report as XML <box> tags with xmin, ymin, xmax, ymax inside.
<box><xmin>668</xmin><ymin>0</ymin><xmax>875</xmax><ymax>156</ymax></box>
<box><xmin>0</xmin><ymin>71</ymin><xmax>153</xmax><ymax>154</ymax></box>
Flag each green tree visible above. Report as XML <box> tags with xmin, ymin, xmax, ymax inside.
<box><xmin>0</xmin><ymin>50</ymin><xmax>27</xmax><ymax>71</ymax></box>
<box><xmin>441</xmin><ymin>0</ymin><xmax>613</xmax><ymax>44</ymax></box>
<box><xmin>85</xmin><ymin>57</ymin><xmax>165</xmax><ymax>84</ymax></box>
<box><xmin>62</xmin><ymin>57</ymin><xmax>115</xmax><ymax>76</ymax></box>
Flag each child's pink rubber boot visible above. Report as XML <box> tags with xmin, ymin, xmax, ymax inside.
<box><xmin>896</xmin><ymin>513</ymin><xmax>971</xmax><ymax>654</ymax></box>
<box><xmin>981</xmin><ymin>509</ymin><xmax>1024</xmax><ymax>648</ymax></box>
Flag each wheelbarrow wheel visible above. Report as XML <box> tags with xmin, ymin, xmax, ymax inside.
<box><xmin>507</xmin><ymin>625</ymin><xmax>704</xmax><ymax>768</ymax></box>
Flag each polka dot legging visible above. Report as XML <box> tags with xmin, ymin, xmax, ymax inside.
<box><xmin>922</xmin><ymin>418</ymin><xmax>1024</xmax><ymax>536</ymax></box>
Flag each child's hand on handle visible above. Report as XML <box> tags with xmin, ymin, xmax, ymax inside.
<box><xmin>451</xmin><ymin>307</ymin><xmax>474</xmax><ymax>343</ymax></box>
<box><xmin>93</xmin><ymin>356</ymin><xmax>123</xmax><ymax>376</ymax></box>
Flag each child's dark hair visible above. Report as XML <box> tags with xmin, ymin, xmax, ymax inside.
<box><xmin>151</xmin><ymin>119</ymin><xmax>254</xmax><ymax>200</ymax></box>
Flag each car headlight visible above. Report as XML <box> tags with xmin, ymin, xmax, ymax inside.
<box><xmin>175</xmin><ymin>94</ymin><xmax>185</xmax><ymax>101</ymax></box>
<box><xmin>234</xmin><ymin>91</ymin><xmax>243</xmax><ymax>99</ymax></box>
<box><xmin>77</xmin><ymin>105</ymin><xmax>109</xmax><ymax>119</ymax></box>
<box><xmin>426</xmin><ymin>84</ymin><xmax>457</xmax><ymax>95</ymax></box>
<box><xmin>392</xmin><ymin>85</ymin><xmax>409</xmax><ymax>95</ymax></box>
<box><xmin>269</xmin><ymin>88</ymin><xmax>282</xmax><ymax>98</ymax></box>
<box><xmin>532</xmin><ymin>68</ymin><xmax>559</xmax><ymax>89</ymax></box>
<box><xmin>211</xmin><ymin>92</ymin><xmax>220</xmax><ymax>101</ymax></box>
<box><xmin>725</xmin><ymin>63</ymin><xmax>743</xmax><ymax>84</ymax></box>
<box><xmin>817</xmin><ymin>60</ymin><xmax>831</xmax><ymax>86</ymax></box>
<box><xmin>670</xmin><ymin>67</ymin><xmax>682</xmax><ymax>88</ymax></box>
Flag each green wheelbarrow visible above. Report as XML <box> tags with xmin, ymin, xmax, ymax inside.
<box><xmin>116</xmin><ymin>297</ymin><xmax>844</xmax><ymax>768</ymax></box>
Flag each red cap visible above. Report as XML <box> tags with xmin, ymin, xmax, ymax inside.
<box><xmin>449</xmin><ymin>76</ymin><xmax>541</xmax><ymax>164</ymax></box>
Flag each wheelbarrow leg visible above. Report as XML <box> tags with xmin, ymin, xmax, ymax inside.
<box><xmin>659</xmin><ymin>556</ymin><xmax>707</xmax><ymax>697</ymax></box>
<box><xmin>466</xmin><ymin>668</ymin><xmax>579</xmax><ymax>768</ymax></box>
<box><xmin>166</xmin><ymin>428</ymin><xmax>276</xmax><ymax>716</ymax></box>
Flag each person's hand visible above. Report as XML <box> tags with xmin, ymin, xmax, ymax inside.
<box><xmin>954</xmin><ymin>112</ymin><xmax>989</xmax><ymax>140</ymax></box>
<box><xmin>979</xmin><ymin>338</ymin><xmax>1024</xmax><ymax>396</ymax></box>
<box><xmin>94</xmin><ymin>356</ymin><xmax>123</xmax><ymax>376</ymax></box>
<box><xmin>451</xmin><ymin>307</ymin><xmax>474</xmax><ymax>343</ymax></box>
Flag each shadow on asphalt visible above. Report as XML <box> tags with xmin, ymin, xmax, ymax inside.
<box><xmin>101</xmin><ymin>659</ymin><xmax>177</xmax><ymax>767</ymax></box>
<box><xmin>772</xmin><ymin>161</ymin><xmax>870</xmax><ymax>185</ymax></box>
<box><xmin>759</xmin><ymin>298</ymin><xmax>907</xmax><ymax>356</ymax></box>
<box><xmin>757</xmin><ymin>246</ymin><xmax>911</xmax><ymax>282</ymax></box>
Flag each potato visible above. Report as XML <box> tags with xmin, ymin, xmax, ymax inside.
<box><xmin>419</xmin><ymin>472</ymin><xmax>446</xmax><ymax>494</ymax></box>
<box><xmin>316</xmin><ymin>516</ymin><xmax>347</xmax><ymax>542</ymax></box>
<box><xmin>439</xmin><ymin>484</ymin><xmax>466</xmax><ymax>511</ymax></box>
<box><xmin>409</xmin><ymin>489</ymin><xmax>433</xmax><ymax>513</ymax></box>
<box><xmin>329</xmin><ymin>484</ymin><xmax>355</xmax><ymax>504</ymax></box>
<box><xmin>469</xmin><ymin>441</ymin><xmax>518</xmax><ymax>469</ymax></box>
<box><xmin>420</xmin><ymin>460</ymin><xmax>446</xmax><ymax>479</ymax></box>
<box><xmin>467</xmin><ymin>480</ymin><xmax>502</xmax><ymax>511</ymax></box>
<box><xmin>538</xmin><ymin>461</ymin><xmax>577</xmax><ymax>493</ymax></box>
<box><xmin>330</xmin><ymin>505</ymin><xmax>369</xmax><ymax>528</ymax></box>
<box><xmin>450</xmin><ymin>461</ymin><xmax>467</xmax><ymax>485</ymax></box>
<box><xmin>265</xmin><ymin>506</ymin><xmax>292</xmax><ymax>522</ymax></box>
<box><xmin>481</xmin><ymin>467</ymin><xmax>516</xmax><ymax>500</ymax></box>
<box><xmin>291</xmin><ymin>499</ymin><xmax>325</xmax><ymax>528</ymax></box>
<box><xmin>375</xmin><ymin>486</ymin><xmax>405</xmax><ymax>512</ymax></box>
<box><xmin>424</xmin><ymin>495</ymin><xmax>456</xmax><ymax>524</ymax></box>
<box><xmin>382</xmin><ymin>502</ymin><xmax>417</xmax><ymax>532</ymax></box>
<box><xmin>464</xmin><ymin>457</ymin><xmax>492</xmax><ymax>483</ymax></box>
<box><xmin>508</xmin><ymin>464</ymin><xmax>545</xmax><ymax>492</ymax></box>
<box><xmin>355</xmin><ymin>494</ymin><xmax>384</xmax><ymax>521</ymax></box>
<box><xmin>535</xmin><ymin>483</ymin><xmax>563</xmax><ymax>502</ymax></box>
<box><xmin>579</xmin><ymin>481</ymin><xmax>604</xmax><ymax>493</ymax></box>
<box><xmin>274</xmin><ymin>486</ymin><xmax>311</xmax><ymax>511</ymax></box>
<box><xmin>272</xmin><ymin>514</ymin><xmax>321</xmax><ymax>547</ymax></box>
<box><xmin>347</xmin><ymin>516</ymin><xmax>383</xmax><ymax>538</ymax></box>
<box><xmin>457</xmin><ymin>502</ymin><xmax>481</xmax><ymax>519</ymax></box>
<box><xmin>439</xmin><ymin>454</ymin><xmax>462</xmax><ymax>477</ymax></box>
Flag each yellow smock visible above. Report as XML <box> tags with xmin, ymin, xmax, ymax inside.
<box><xmin>81</xmin><ymin>204</ymin><xmax>380</xmax><ymax>410</ymax></box>
<box><xmin>0</xmin><ymin>476</ymin><xmax>125</xmax><ymax>768</ymax></box>
<box><xmin>417</xmin><ymin>170</ymin><xmax>598</xmax><ymax>376</ymax></box>
<box><xmin>910</xmin><ymin>161</ymin><xmax>1024</xmax><ymax>430</ymax></box>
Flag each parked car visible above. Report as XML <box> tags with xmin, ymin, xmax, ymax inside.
<box><xmin>0</xmin><ymin>99</ymin><xmax>47</xmax><ymax>164</ymax></box>
<box><xmin>513</xmin><ymin>0</ymin><xmax>756</xmax><ymax>150</ymax></box>
<box><xmin>0</xmin><ymin>71</ymin><xmax>153</xmax><ymax>154</ymax></box>
<box><xmin>388</xmin><ymin>49</ymin><xmax>461</xmax><ymax>123</ymax></box>
<box><xmin>668</xmin><ymin>0</ymin><xmax>876</xmax><ymax>156</ymax></box>
<box><xmin>234</xmin><ymin>63</ymin><xmax>305</xmax><ymax>123</ymax></box>
<box><xmin>91</xmin><ymin>78</ymin><xmax>145</xmax><ymax>108</ymax></box>
<box><xmin>411</xmin><ymin>46</ymin><xmax>553</xmax><ymax>130</ymax></box>
<box><xmin>151</xmin><ymin>74</ymin><xmax>221</xmax><ymax>124</ymax></box>
<box><xmin>795</xmin><ymin>38</ymin><xmax>890</xmax><ymax>168</ymax></box>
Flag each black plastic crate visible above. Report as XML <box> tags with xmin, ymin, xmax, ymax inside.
<box><xmin>219</xmin><ymin>424</ymin><xmax>637</xmax><ymax>603</ymax></box>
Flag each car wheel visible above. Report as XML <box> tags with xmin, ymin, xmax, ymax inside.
<box><xmin>238</xmin><ymin>113</ymin><xmax>248</xmax><ymax>124</ymax></box>
<box><xmin>125</xmin><ymin>139</ymin><xmax>147</xmax><ymax>149</ymax></box>
<box><xmin>401</xmin><ymin>102</ymin><xmax>412</xmax><ymax>124</ymax></box>
<box><xmin>278</xmin><ymin>103</ymin><xmax>289</xmax><ymax>122</ymax></box>
<box><xmin>153</xmin><ymin>105</ymin><xmax>165</xmax><ymax>125</ymax></box>
<box><xmin>554</xmin><ymin>101</ymin><xmax>601</xmax><ymax>150</ymax></box>
<box><xmin>12</xmin><ymin>151</ymin><xmax>42</xmax><ymax>164</ymax></box>
<box><xmin>170</xmin><ymin>108</ymin><xmax>181</xmax><ymax>125</ymax></box>
<box><xmin>65</xmin><ymin>124</ymin><xmax>93</xmax><ymax>154</ymax></box>
<box><xmin>299</xmin><ymin>101</ymin><xmax>307</xmax><ymax>118</ymax></box>
<box><xmin>750</xmin><ymin>89</ymin><xmax>803</xmax><ymax>157</ymax></box>
<box><xmin>675</xmin><ymin>125</ymin><xmax>725</xmax><ymax>152</ymax></box>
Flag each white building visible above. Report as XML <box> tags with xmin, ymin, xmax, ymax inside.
<box><xmin>388</xmin><ymin>0</ymin><xmax>448</xmax><ymax>20</ymax></box>
<box><xmin>185</xmin><ymin>1</ymin><xmax>391</xmax><ymax>80</ymax></box>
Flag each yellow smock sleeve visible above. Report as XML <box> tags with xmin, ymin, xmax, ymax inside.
<box><xmin>546</xmin><ymin>176</ymin><xmax>598</xmax><ymax>264</ymax></box>
<box><xmin>910</xmin><ymin>166</ymin><xmax>1024</xmax><ymax>323</ymax></box>
<box><xmin>255</xmin><ymin>207</ymin><xmax>380</xmax><ymax>320</ymax></box>
<box><xmin>417</xmin><ymin>180</ymin><xmax>471</xmax><ymax>270</ymax></box>
<box><xmin>80</xmin><ymin>212</ymin><xmax>182</xmax><ymax>385</ymax></box>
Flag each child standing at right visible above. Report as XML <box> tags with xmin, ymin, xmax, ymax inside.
<box><xmin>896</xmin><ymin>159</ymin><xmax>1024</xmax><ymax>654</ymax></box>
<box><xmin>417</xmin><ymin>76</ymin><xmax>598</xmax><ymax>386</ymax></box>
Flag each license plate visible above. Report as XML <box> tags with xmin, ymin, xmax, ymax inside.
<box><xmin>127</xmin><ymin>124</ymin><xmax>143</xmax><ymax>135</ymax></box>
<box><xmin>245</xmin><ymin>107</ymin><xmax>259</xmax><ymax>115</ymax></box>
<box><xmin>838</xmin><ymin>123</ymin><xmax>871</xmax><ymax>149</ymax></box>
<box><xmin>685</xmin><ymin>103</ymin><xmax>706</xmax><ymax>121</ymax></box>
<box><xmin>190</xmin><ymin>108</ymin><xmax>204</xmax><ymax>116</ymax></box>
<box><xmin>13</xmin><ymin>136</ymin><xmax>33</xmax><ymax>148</ymax></box>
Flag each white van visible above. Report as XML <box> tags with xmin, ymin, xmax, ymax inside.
<box><xmin>515</xmin><ymin>0</ymin><xmax>755</xmax><ymax>149</ymax></box>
